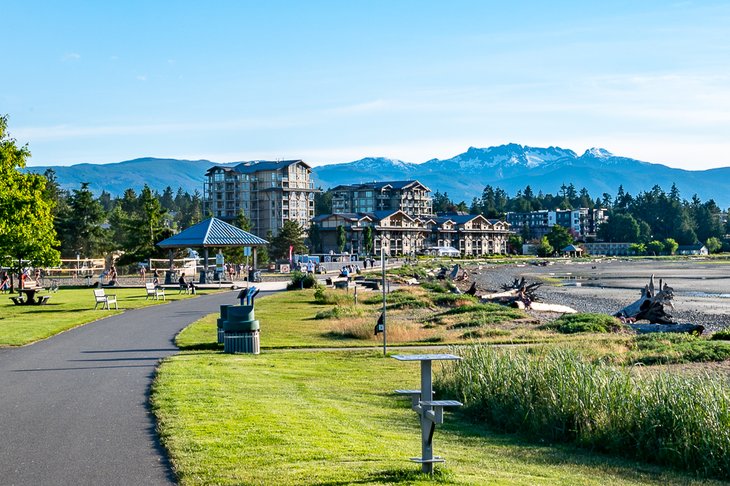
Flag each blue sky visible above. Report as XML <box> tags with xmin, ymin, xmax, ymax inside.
<box><xmin>3</xmin><ymin>1</ymin><xmax>730</xmax><ymax>169</ymax></box>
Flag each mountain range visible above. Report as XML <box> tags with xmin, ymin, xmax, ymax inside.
<box><xmin>27</xmin><ymin>144</ymin><xmax>730</xmax><ymax>208</ymax></box>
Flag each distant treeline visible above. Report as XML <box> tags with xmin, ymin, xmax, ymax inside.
<box><xmin>317</xmin><ymin>181</ymin><xmax>728</xmax><ymax>249</ymax></box>
<box><xmin>43</xmin><ymin>169</ymin><xmax>203</xmax><ymax>264</ymax></box>
<box><xmin>442</xmin><ymin>182</ymin><xmax>727</xmax><ymax>247</ymax></box>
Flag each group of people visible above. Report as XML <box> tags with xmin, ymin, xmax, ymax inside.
<box><xmin>223</xmin><ymin>263</ymin><xmax>250</xmax><ymax>281</ymax></box>
<box><xmin>148</xmin><ymin>268</ymin><xmax>195</xmax><ymax>293</ymax></box>
<box><xmin>295</xmin><ymin>260</ymin><xmax>317</xmax><ymax>274</ymax></box>
<box><xmin>339</xmin><ymin>263</ymin><xmax>361</xmax><ymax>279</ymax></box>
<box><xmin>1</xmin><ymin>269</ymin><xmax>44</xmax><ymax>292</ymax></box>
<box><xmin>361</xmin><ymin>258</ymin><xmax>377</xmax><ymax>269</ymax></box>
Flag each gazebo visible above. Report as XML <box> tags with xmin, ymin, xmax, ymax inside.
<box><xmin>157</xmin><ymin>218</ymin><xmax>269</xmax><ymax>283</ymax></box>
<box><xmin>562</xmin><ymin>244</ymin><xmax>584</xmax><ymax>258</ymax></box>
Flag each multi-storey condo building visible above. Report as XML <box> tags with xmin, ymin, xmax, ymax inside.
<box><xmin>203</xmin><ymin>160</ymin><xmax>316</xmax><ymax>237</ymax></box>
<box><xmin>331</xmin><ymin>180</ymin><xmax>433</xmax><ymax>218</ymax></box>
<box><xmin>506</xmin><ymin>208</ymin><xmax>608</xmax><ymax>240</ymax></box>
<box><xmin>311</xmin><ymin>211</ymin><xmax>511</xmax><ymax>257</ymax></box>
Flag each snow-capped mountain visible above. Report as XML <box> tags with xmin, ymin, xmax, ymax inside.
<box><xmin>25</xmin><ymin>144</ymin><xmax>730</xmax><ymax>208</ymax></box>
<box><xmin>313</xmin><ymin>144</ymin><xmax>730</xmax><ymax>207</ymax></box>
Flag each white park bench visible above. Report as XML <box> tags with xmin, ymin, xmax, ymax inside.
<box><xmin>94</xmin><ymin>288</ymin><xmax>118</xmax><ymax>310</ymax></box>
<box><xmin>145</xmin><ymin>283</ymin><xmax>165</xmax><ymax>300</ymax></box>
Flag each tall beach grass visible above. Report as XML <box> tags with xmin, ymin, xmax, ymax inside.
<box><xmin>437</xmin><ymin>345</ymin><xmax>730</xmax><ymax>479</ymax></box>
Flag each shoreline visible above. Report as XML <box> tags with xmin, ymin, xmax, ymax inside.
<box><xmin>464</xmin><ymin>259</ymin><xmax>730</xmax><ymax>332</ymax></box>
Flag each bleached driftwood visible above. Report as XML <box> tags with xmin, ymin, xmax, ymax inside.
<box><xmin>529</xmin><ymin>302</ymin><xmax>577</xmax><ymax>314</ymax></box>
<box><xmin>478</xmin><ymin>277</ymin><xmax>575</xmax><ymax>312</ymax></box>
<box><xmin>614</xmin><ymin>275</ymin><xmax>675</xmax><ymax>324</ymax></box>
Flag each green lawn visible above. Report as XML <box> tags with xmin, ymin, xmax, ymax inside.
<box><xmin>175</xmin><ymin>289</ymin><xmax>558</xmax><ymax>350</ymax></box>
<box><xmin>177</xmin><ymin>289</ymin><xmax>391</xmax><ymax>349</ymax></box>
<box><xmin>152</xmin><ymin>350</ymin><xmax>716</xmax><ymax>485</ymax></box>
<box><xmin>0</xmin><ymin>287</ymin><xmax>219</xmax><ymax>346</ymax></box>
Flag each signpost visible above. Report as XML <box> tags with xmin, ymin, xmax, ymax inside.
<box><xmin>381</xmin><ymin>245</ymin><xmax>387</xmax><ymax>356</ymax></box>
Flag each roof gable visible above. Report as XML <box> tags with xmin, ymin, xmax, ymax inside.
<box><xmin>157</xmin><ymin>218</ymin><xmax>269</xmax><ymax>247</ymax></box>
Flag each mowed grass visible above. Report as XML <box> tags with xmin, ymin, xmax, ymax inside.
<box><xmin>0</xmin><ymin>287</ymin><xmax>219</xmax><ymax>346</ymax></box>
<box><xmin>176</xmin><ymin>290</ymin><xmax>377</xmax><ymax>349</ymax></box>
<box><xmin>151</xmin><ymin>350</ymin><xmax>717</xmax><ymax>486</ymax></box>
<box><xmin>177</xmin><ymin>289</ymin><xmax>537</xmax><ymax>350</ymax></box>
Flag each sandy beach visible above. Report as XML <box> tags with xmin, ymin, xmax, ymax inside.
<box><xmin>465</xmin><ymin>259</ymin><xmax>730</xmax><ymax>332</ymax></box>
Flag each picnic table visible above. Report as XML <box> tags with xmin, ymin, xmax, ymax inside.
<box><xmin>10</xmin><ymin>286</ymin><xmax>51</xmax><ymax>306</ymax></box>
<box><xmin>392</xmin><ymin>354</ymin><xmax>462</xmax><ymax>473</ymax></box>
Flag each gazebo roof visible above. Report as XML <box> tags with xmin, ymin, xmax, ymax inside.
<box><xmin>562</xmin><ymin>244</ymin><xmax>583</xmax><ymax>252</ymax></box>
<box><xmin>157</xmin><ymin>218</ymin><xmax>269</xmax><ymax>248</ymax></box>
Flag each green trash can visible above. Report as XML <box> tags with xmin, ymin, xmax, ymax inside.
<box><xmin>223</xmin><ymin>305</ymin><xmax>260</xmax><ymax>354</ymax></box>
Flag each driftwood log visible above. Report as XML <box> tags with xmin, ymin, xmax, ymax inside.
<box><xmin>614</xmin><ymin>275</ymin><xmax>675</xmax><ymax>324</ymax></box>
<box><xmin>479</xmin><ymin>277</ymin><xmax>576</xmax><ymax>312</ymax></box>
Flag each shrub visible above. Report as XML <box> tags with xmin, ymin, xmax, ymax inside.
<box><xmin>314</xmin><ymin>305</ymin><xmax>365</xmax><ymax>320</ymax></box>
<box><xmin>286</xmin><ymin>271</ymin><xmax>317</xmax><ymax>290</ymax></box>
<box><xmin>460</xmin><ymin>329</ymin><xmax>511</xmax><ymax>339</ymax></box>
<box><xmin>540</xmin><ymin>313</ymin><xmax>624</xmax><ymax>334</ymax></box>
<box><xmin>363</xmin><ymin>289</ymin><xmax>430</xmax><ymax>309</ymax></box>
<box><xmin>420</xmin><ymin>282</ymin><xmax>449</xmax><ymax>293</ymax></box>
<box><xmin>440</xmin><ymin>303</ymin><xmax>522</xmax><ymax>317</ymax></box>
<box><xmin>630</xmin><ymin>333</ymin><xmax>730</xmax><ymax>365</ymax></box>
<box><xmin>430</xmin><ymin>293</ymin><xmax>478</xmax><ymax>307</ymax></box>
<box><xmin>313</xmin><ymin>286</ymin><xmax>354</xmax><ymax>306</ymax></box>
<box><xmin>711</xmin><ymin>330</ymin><xmax>730</xmax><ymax>341</ymax></box>
<box><xmin>438</xmin><ymin>345</ymin><xmax>730</xmax><ymax>479</ymax></box>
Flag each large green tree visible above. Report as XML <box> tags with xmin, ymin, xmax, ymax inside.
<box><xmin>545</xmin><ymin>225</ymin><xmax>574</xmax><ymax>252</ymax></box>
<box><xmin>597</xmin><ymin>213</ymin><xmax>640</xmax><ymax>242</ymax></box>
<box><xmin>0</xmin><ymin>115</ymin><xmax>60</xmax><ymax>287</ymax></box>
<box><xmin>269</xmin><ymin>220</ymin><xmax>307</xmax><ymax>260</ymax></box>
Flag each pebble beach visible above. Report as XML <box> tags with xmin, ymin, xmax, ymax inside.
<box><xmin>464</xmin><ymin>259</ymin><xmax>730</xmax><ymax>333</ymax></box>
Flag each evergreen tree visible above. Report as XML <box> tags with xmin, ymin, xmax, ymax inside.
<box><xmin>58</xmin><ymin>182</ymin><xmax>106</xmax><ymax>257</ymax></box>
<box><xmin>363</xmin><ymin>225</ymin><xmax>374</xmax><ymax>255</ymax></box>
<box><xmin>269</xmin><ymin>220</ymin><xmax>307</xmax><ymax>259</ymax></box>
<box><xmin>336</xmin><ymin>225</ymin><xmax>346</xmax><ymax>253</ymax></box>
<box><xmin>160</xmin><ymin>186</ymin><xmax>176</xmax><ymax>211</ymax></box>
<box><xmin>314</xmin><ymin>189</ymin><xmax>332</xmax><ymax>215</ymax></box>
<box><xmin>308</xmin><ymin>222</ymin><xmax>322</xmax><ymax>253</ymax></box>
<box><xmin>98</xmin><ymin>190</ymin><xmax>113</xmax><ymax>212</ymax></box>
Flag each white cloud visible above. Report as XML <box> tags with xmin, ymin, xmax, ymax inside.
<box><xmin>61</xmin><ymin>52</ymin><xmax>80</xmax><ymax>62</ymax></box>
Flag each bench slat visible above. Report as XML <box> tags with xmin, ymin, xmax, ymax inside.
<box><xmin>419</xmin><ymin>400</ymin><xmax>462</xmax><ymax>407</ymax></box>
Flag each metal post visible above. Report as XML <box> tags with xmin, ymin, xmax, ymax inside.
<box><xmin>381</xmin><ymin>244</ymin><xmax>386</xmax><ymax>356</ymax></box>
<box><xmin>420</xmin><ymin>359</ymin><xmax>434</xmax><ymax>473</ymax></box>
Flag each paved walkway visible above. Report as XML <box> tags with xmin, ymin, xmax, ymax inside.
<box><xmin>0</xmin><ymin>290</ymin><xmax>245</xmax><ymax>486</ymax></box>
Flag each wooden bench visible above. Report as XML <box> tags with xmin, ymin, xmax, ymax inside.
<box><xmin>145</xmin><ymin>283</ymin><xmax>165</xmax><ymax>300</ymax></box>
<box><xmin>36</xmin><ymin>295</ymin><xmax>51</xmax><ymax>305</ymax></box>
<box><xmin>94</xmin><ymin>288</ymin><xmax>118</xmax><ymax>310</ymax></box>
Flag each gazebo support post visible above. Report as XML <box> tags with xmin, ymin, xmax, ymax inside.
<box><xmin>201</xmin><ymin>247</ymin><xmax>209</xmax><ymax>284</ymax></box>
<box><xmin>165</xmin><ymin>249</ymin><xmax>175</xmax><ymax>285</ymax></box>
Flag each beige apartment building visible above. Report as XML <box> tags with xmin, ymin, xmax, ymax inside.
<box><xmin>203</xmin><ymin>160</ymin><xmax>316</xmax><ymax>237</ymax></box>
<box><xmin>331</xmin><ymin>180</ymin><xmax>433</xmax><ymax>218</ymax></box>
<box><xmin>311</xmin><ymin>210</ymin><xmax>511</xmax><ymax>257</ymax></box>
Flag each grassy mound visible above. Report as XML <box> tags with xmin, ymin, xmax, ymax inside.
<box><xmin>540</xmin><ymin>313</ymin><xmax>625</xmax><ymax>334</ymax></box>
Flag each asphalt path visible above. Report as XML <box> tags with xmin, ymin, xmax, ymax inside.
<box><xmin>0</xmin><ymin>290</ymin><xmax>246</xmax><ymax>486</ymax></box>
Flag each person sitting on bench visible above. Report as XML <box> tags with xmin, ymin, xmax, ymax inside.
<box><xmin>178</xmin><ymin>273</ymin><xmax>196</xmax><ymax>294</ymax></box>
